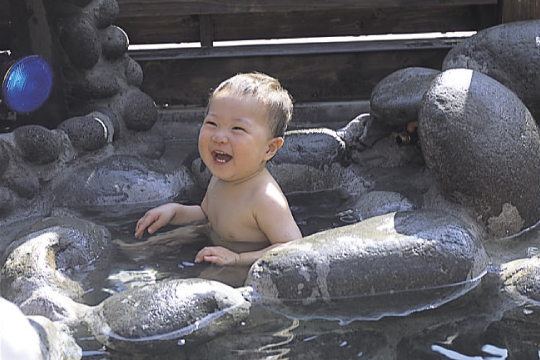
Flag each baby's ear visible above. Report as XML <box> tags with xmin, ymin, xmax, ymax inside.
<box><xmin>265</xmin><ymin>137</ymin><xmax>284</xmax><ymax>160</ymax></box>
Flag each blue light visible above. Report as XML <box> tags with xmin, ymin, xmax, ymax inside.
<box><xmin>2</xmin><ymin>55</ymin><xmax>53</xmax><ymax>113</ymax></box>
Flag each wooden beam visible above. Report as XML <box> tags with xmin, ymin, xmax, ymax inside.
<box><xmin>134</xmin><ymin>38</ymin><xmax>453</xmax><ymax>106</ymax></box>
<box><xmin>118</xmin><ymin>5</ymin><xmax>498</xmax><ymax>45</ymax></box>
<box><xmin>117</xmin><ymin>0</ymin><xmax>498</xmax><ymax>17</ymax></box>
<box><xmin>501</xmin><ymin>0</ymin><xmax>540</xmax><ymax>22</ymax></box>
<box><xmin>129</xmin><ymin>36</ymin><xmax>462</xmax><ymax>61</ymax></box>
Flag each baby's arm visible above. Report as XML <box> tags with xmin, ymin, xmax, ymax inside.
<box><xmin>194</xmin><ymin>243</ymin><xmax>290</xmax><ymax>267</ymax></box>
<box><xmin>135</xmin><ymin>202</ymin><xmax>207</xmax><ymax>238</ymax></box>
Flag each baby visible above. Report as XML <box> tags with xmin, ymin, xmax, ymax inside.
<box><xmin>135</xmin><ymin>73</ymin><xmax>302</xmax><ymax>267</ymax></box>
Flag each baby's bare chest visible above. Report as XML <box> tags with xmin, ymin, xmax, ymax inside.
<box><xmin>206</xmin><ymin>194</ymin><xmax>267</xmax><ymax>243</ymax></box>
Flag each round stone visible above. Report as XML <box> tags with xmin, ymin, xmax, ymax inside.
<box><xmin>88</xmin><ymin>279</ymin><xmax>250</xmax><ymax>354</ymax></box>
<box><xmin>13</xmin><ymin>125</ymin><xmax>62</xmax><ymax>164</ymax></box>
<box><xmin>58</xmin><ymin>114</ymin><xmax>110</xmax><ymax>151</ymax></box>
<box><xmin>117</xmin><ymin>89</ymin><xmax>158</xmax><ymax>131</ymax></box>
<box><xmin>60</xmin><ymin>15</ymin><xmax>101</xmax><ymax>69</ymax></box>
<box><xmin>246</xmin><ymin>210</ymin><xmax>487</xmax><ymax>322</ymax></box>
<box><xmin>93</xmin><ymin>0</ymin><xmax>120</xmax><ymax>28</ymax></box>
<box><xmin>443</xmin><ymin>20</ymin><xmax>540</xmax><ymax>122</ymax></box>
<box><xmin>371</xmin><ymin>67</ymin><xmax>440</xmax><ymax>127</ymax></box>
<box><xmin>124</xmin><ymin>56</ymin><xmax>143</xmax><ymax>87</ymax></box>
<box><xmin>101</xmin><ymin>26</ymin><xmax>129</xmax><ymax>59</ymax></box>
<box><xmin>418</xmin><ymin>69</ymin><xmax>540</xmax><ymax>236</ymax></box>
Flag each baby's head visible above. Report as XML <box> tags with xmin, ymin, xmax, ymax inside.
<box><xmin>207</xmin><ymin>73</ymin><xmax>293</xmax><ymax>138</ymax></box>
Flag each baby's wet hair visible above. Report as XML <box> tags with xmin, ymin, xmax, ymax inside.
<box><xmin>208</xmin><ymin>72</ymin><xmax>293</xmax><ymax>138</ymax></box>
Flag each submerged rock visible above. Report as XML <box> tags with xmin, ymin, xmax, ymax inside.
<box><xmin>354</xmin><ymin>190</ymin><xmax>415</xmax><ymax>220</ymax></box>
<box><xmin>418</xmin><ymin>69</ymin><xmax>540</xmax><ymax>237</ymax></box>
<box><xmin>502</xmin><ymin>257</ymin><xmax>540</xmax><ymax>302</ymax></box>
<box><xmin>268</xmin><ymin>162</ymin><xmax>371</xmax><ymax>197</ymax></box>
<box><xmin>246</xmin><ymin>210</ymin><xmax>487</xmax><ymax>321</ymax></box>
<box><xmin>87</xmin><ymin>279</ymin><xmax>250</xmax><ymax>354</ymax></box>
<box><xmin>443</xmin><ymin>20</ymin><xmax>540</xmax><ymax>121</ymax></box>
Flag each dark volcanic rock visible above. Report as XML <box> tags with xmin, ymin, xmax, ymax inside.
<box><xmin>88</xmin><ymin>279</ymin><xmax>250</xmax><ymax>354</ymax></box>
<box><xmin>418</xmin><ymin>68</ymin><xmax>540</xmax><ymax>237</ymax></box>
<box><xmin>247</xmin><ymin>210</ymin><xmax>487</xmax><ymax>321</ymax></box>
<box><xmin>443</xmin><ymin>20</ymin><xmax>540</xmax><ymax>122</ymax></box>
<box><xmin>371</xmin><ymin>67</ymin><xmax>440</xmax><ymax>127</ymax></box>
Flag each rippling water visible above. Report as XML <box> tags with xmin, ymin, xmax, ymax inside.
<box><xmin>70</xmin><ymin>141</ymin><xmax>540</xmax><ymax>359</ymax></box>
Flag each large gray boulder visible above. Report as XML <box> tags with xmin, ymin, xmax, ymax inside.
<box><xmin>443</xmin><ymin>20</ymin><xmax>540</xmax><ymax>121</ymax></box>
<box><xmin>418</xmin><ymin>69</ymin><xmax>540</xmax><ymax>237</ymax></box>
<box><xmin>370</xmin><ymin>67</ymin><xmax>440</xmax><ymax>127</ymax></box>
<box><xmin>246</xmin><ymin>210</ymin><xmax>487</xmax><ymax>322</ymax></box>
<box><xmin>86</xmin><ymin>279</ymin><xmax>250</xmax><ymax>354</ymax></box>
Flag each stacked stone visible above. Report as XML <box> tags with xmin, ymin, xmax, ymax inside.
<box><xmin>56</xmin><ymin>0</ymin><xmax>157</xmax><ymax>146</ymax></box>
<box><xmin>367</xmin><ymin>20</ymin><xmax>540</xmax><ymax>238</ymax></box>
<box><xmin>0</xmin><ymin>0</ymin><xmax>164</xmax><ymax>221</ymax></box>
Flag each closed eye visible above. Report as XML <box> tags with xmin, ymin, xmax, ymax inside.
<box><xmin>232</xmin><ymin>126</ymin><xmax>246</xmax><ymax>132</ymax></box>
<box><xmin>204</xmin><ymin>120</ymin><xmax>217</xmax><ymax>127</ymax></box>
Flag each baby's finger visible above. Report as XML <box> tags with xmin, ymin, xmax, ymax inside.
<box><xmin>134</xmin><ymin>214</ymin><xmax>157</xmax><ymax>238</ymax></box>
<box><xmin>203</xmin><ymin>255</ymin><xmax>224</xmax><ymax>266</ymax></box>
<box><xmin>194</xmin><ymin>247</ymin><xmax>208</xmax><ymax>263</ymax></box>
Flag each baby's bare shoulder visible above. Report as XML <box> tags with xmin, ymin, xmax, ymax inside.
<box><xmin>253</xmin><ymin>176</ymin><xmax>289</xmax><ymax>210</ymax></box>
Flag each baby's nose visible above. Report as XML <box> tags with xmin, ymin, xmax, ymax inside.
<box><xmin>211</xmin><ymin>131</ymin><xmax>229</xmax><ymax>143</ymax></box>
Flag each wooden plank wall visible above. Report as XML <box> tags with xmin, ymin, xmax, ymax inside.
<box><xmin>7</xmin><ymin>0</ymin><xmax>533</xmax><ymax>111</ymax></box>
<box><xmin>115</xmin><ymin>1</ymin><xmax>500</xmax><ymax>107</ymax></box>
<box><xmin>116</xmin><ymin>1</ymin><xmax>499</xmax><ymax>45</ymax></box>
<box><xmin>501</xmin><ymin>0</ymin><xmax>540</xmax><ymax>22</ymax></box>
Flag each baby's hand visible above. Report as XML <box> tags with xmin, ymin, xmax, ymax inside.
<box><xmin>195</xmin><ymin>246</ymin><xmax>240</xmax><ymax>266</ymax></box>
<box><xmin>134</xmin><ymin>204</ymin><xmax>177</xmax><ymax>239</ymax></box>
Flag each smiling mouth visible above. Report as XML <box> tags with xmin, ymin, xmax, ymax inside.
<box><xmin>212</xmin><ymin>150</ymin><xmax>232</xmax><ymax>164</ymax></box>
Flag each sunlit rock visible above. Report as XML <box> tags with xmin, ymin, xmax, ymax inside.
<box><xmin>502</xmin><ymin>256</ymin><xmax>540</xmax><ymax>302</ymax></box>
<box><xmin>443</xmin><ymin>20</ymin><xmax>540</xmax><ymax>121</ymax></box>
<box><xmin>246</xmin><ymin>210</ymin><xmax>487</xmax><ymax>322</ymax></box>
<box><xmin>28</xmin><ymin>314</ymin><xmax>83</xmax><ymax>360</ymax></box>
<box><xmin>0</xmin><ymin>298</ymin><xmax>43</xmax><ymax>360</ymax></box>
<box><xmin>0</xmin><ymin>297</ymin><xmax>83</xmax><ymax>360</ymax></box>
<box><xmin>353</xmin><ymin>190</ymin><xmax>415</xmax><ymax>220</ymax></box>
<box><xmin>1</xmin><ymin>216</ymin><xmax>111</xmax><ymax>322</ymax></box>
<box><xmin>418</xmin><ymin>69</ymin><xmax>540</xmax><ymax>237</ymax></box>
<box><xmin>86</xmin><ymin>279</ymin><xmax>250</xmax><ymax>354</ymax></box>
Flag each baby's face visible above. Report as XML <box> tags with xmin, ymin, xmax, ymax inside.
<box><xmin>198</xmin><ymin>93</ymin><xmax>277</xmax><ymax>183</ymax></box>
